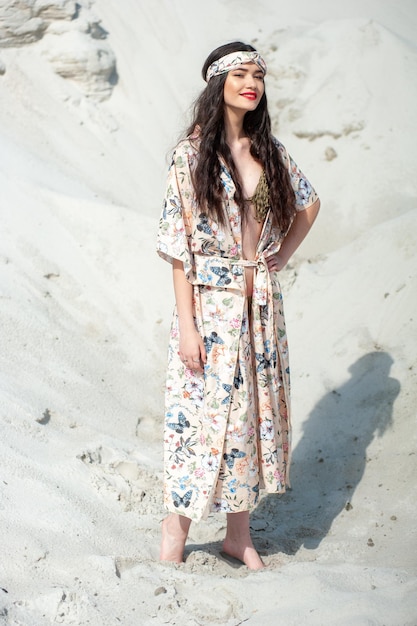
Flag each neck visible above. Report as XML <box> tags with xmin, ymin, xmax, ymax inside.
<box><xmin>224</xmin><ymin>106</ymin><xmax>246</xmax><ymax>146</ymax></box>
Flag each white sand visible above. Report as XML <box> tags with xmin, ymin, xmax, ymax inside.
<box><xmin>0</xmin><ymin>1</ymin><xmax>416</xmax><ymax>624</ymax></box>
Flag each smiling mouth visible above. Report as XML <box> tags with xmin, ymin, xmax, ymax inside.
<box><xmin>241</xmin><ymin>92</ymin><xmax>257</xmax><ymax>100</ymax></box>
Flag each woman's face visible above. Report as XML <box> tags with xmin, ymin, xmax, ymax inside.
<box><xmin>223</xmin><ymin>62</ymin><xmax>265</xmax><ymax>114</ymax></box>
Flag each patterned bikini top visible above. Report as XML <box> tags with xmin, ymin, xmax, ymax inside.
<box><xmin>246</xmin><ymin>170</ymin><xmax>270</xmax><ymax>223</ymax></box>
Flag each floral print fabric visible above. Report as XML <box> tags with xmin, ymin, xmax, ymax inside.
<box><xmin>205</xmin><ymin>50</ymin><xmax>267</xmax><ymax>82</ymax></box>
<box><xmin>157</xmin><ymin>136</ymin><xmax>318</xmax><ymax>521</ymax></box>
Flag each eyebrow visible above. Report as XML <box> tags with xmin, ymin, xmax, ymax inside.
<box><xmin>232</xmin><ymin>66</ymin><xmax>264</xmax><ymax>74</ymax></box>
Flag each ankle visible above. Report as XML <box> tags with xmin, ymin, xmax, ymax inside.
<box><xmin>160</xmin><ymin>513</ymin><xmax>192</xmax><ymax>564</ymax></box>
<box><xmin>165</xmin><ymin>513</ymin><xmax>191</xmax><ymax>537</ymax></box>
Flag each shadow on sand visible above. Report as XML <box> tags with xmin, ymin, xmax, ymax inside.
<box><xmin>250</xmin><ymin>350</ymin><xmax>400</xmax><ymax>556</ymax></box>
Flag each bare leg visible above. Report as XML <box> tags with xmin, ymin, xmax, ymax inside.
<box><xmin>160</xmin><ymin>513</ymin><xmax>192</xmax><ymax>563</ymax></box>
<box><xmin>222</xmin><ymin>511</ymin><xmax>265</xmax><ymax>570</ymax></box>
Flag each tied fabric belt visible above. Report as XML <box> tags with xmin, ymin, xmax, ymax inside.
<box><xmin>193</xmin><ymin>254</ymin><xmax>271</xmax><ymax>306</ymax></box>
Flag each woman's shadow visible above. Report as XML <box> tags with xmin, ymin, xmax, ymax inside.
<box><xmin>252</xmin><ymin>350</ymin><xmax>401</xmax><ymax>555</ymax></box>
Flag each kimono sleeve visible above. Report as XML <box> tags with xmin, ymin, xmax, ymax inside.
<box><xmin>276</xmin><ymin>140</ymin><xmax>319</xmax><ymax>211</ymax></box>
<box><xmin>156</xmin><ymin>147</ymin><xmax>195</xmax><ymax>282</ymax></box>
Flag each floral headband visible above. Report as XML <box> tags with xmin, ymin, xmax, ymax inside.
<box><xmin>205</xmin><ymin>50</ymin><xmax>267</xmax><ymax>82</ymax></box>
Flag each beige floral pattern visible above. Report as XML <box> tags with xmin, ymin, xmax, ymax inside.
<box><xmin>157</xmin><ymin>136</ymin><xmax>318</xmax><ymax>521</ymax></box>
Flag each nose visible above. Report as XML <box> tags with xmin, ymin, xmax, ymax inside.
<box><xmin>245</xmin><ymin>74</ymin><xmax>257</xmax><ymax>90</ymax></box>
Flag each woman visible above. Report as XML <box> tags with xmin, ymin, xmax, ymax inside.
<box><xmin>156</xmin><ymin>41</ymin><xmax>320</xmax><ymax>570</ymax></box>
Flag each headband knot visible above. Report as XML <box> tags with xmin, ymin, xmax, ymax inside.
<box><xmin>205</xmin><ymin>50</ymin><xmax>267</xmax><ymax>82</ymax></box>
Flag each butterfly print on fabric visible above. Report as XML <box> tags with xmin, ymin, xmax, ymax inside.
<box><xmin>233</xmin><ymin>367</ymin><xmax>243</xmax><ymax>389</ymax></box>
<box><xmin>167</xmin><ymin>411</ymin><xmax>190</xmax><ymax>434</ymax></box>
<box><xmin>201</xmin><ymin>240</ymin><xmax>214</xmax><ymax>255</ymax></box>
<box><xmin>255</xmin><ymin>351</ymin><xmax>277</xmax><ymax>372</ymax></box>
<box><xmin>221</xmin><ymin>383</ymin><xmax>232</xmax><ymax>405</ymax></box>
<box><xmin>204</xmin><ymin>331</ymin><xmax>224</xmax><ymax>354</ymax></box>
<box><xmin>259</xmin><ymin>305</ymin><xmax>269</xmax><ymax>327</ymax></box>
<box><xmin>223</xmin><ymin>448</ymin><xmax>246</xmax><ymax>469</ymax></box>
<box><xmin>210</xmin><ymin>265</ymin><xmax>231</xmax><ymax>287</ymax></box>
<box><xmin>172</xmin><ymin>490</ymin><xmax>193</xmax><ymax>508</ymax></box>
<box><xmin>196</xmin><ymin>214</ymin><xmax>213</xmax><ymax>235</ymax></box>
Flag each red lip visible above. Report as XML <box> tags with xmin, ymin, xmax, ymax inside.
<box><xmin>241</xmin><ymin>92</ymin><xmax>257</xmax><ymax>100</ymax></box>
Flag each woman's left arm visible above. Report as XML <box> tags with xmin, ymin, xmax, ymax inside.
<box><xmin>266</xmin><ymin>198</ymin><xmax>320</xmax><ymax>272</ymax></box>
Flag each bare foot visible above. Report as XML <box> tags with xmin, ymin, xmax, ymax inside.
<box><xmin>222</xmin><ymin>536</ymin><xmax>265</xmax><ymax>570</ymax></box>
<box><xmin>160</xmin><ymin>513</ymin><xmax>191</xmax><ymax>563</ymax></box>
<box><xmin>223</xmin><ymin>511</ymin><xmax>265</xmax><ymax>570</ymax></box>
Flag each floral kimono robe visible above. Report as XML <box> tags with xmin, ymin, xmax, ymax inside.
<box><xmin>157</xmin><ymin>136</ymin><xmax>318</xmax><ymax>521</ymax></box>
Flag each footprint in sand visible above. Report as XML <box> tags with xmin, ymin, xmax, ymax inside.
<box><xmin>77</xmin><ymin>446</ymin><xmax>163</xmax><ymax>513</ymax></box>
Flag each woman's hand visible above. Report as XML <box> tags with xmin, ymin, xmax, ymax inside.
<box><xmin>266</xmin><ymin>252</ymin><xmax>286</xmax><ymax>273</ymax></box>
<box><xmin>179</xmin><ymin>327</ymin><xmax>207</xmax><ymax>374</ymax></box>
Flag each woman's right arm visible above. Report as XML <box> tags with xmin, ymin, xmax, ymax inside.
<box><xmin>173</xmin><ymin>259</ymin><xmax>206</xmax><ymax>373</ymax></box>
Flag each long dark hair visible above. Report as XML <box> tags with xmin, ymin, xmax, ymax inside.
<box><xmin>185</xmin><ymin>41</ymin><xmax>296</xmax><ymax>233</ymax></box>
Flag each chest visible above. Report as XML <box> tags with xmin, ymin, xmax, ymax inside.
<box><xmin>229</xmin><ymin>146</ymin><xmax>263</xmax><ymax>199</ymax></box>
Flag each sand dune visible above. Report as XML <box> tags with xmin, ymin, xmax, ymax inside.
<box><xmin>0</xmin><ymin>1</ymin><xmax>416</xmax><ymax>624</ymax></box>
